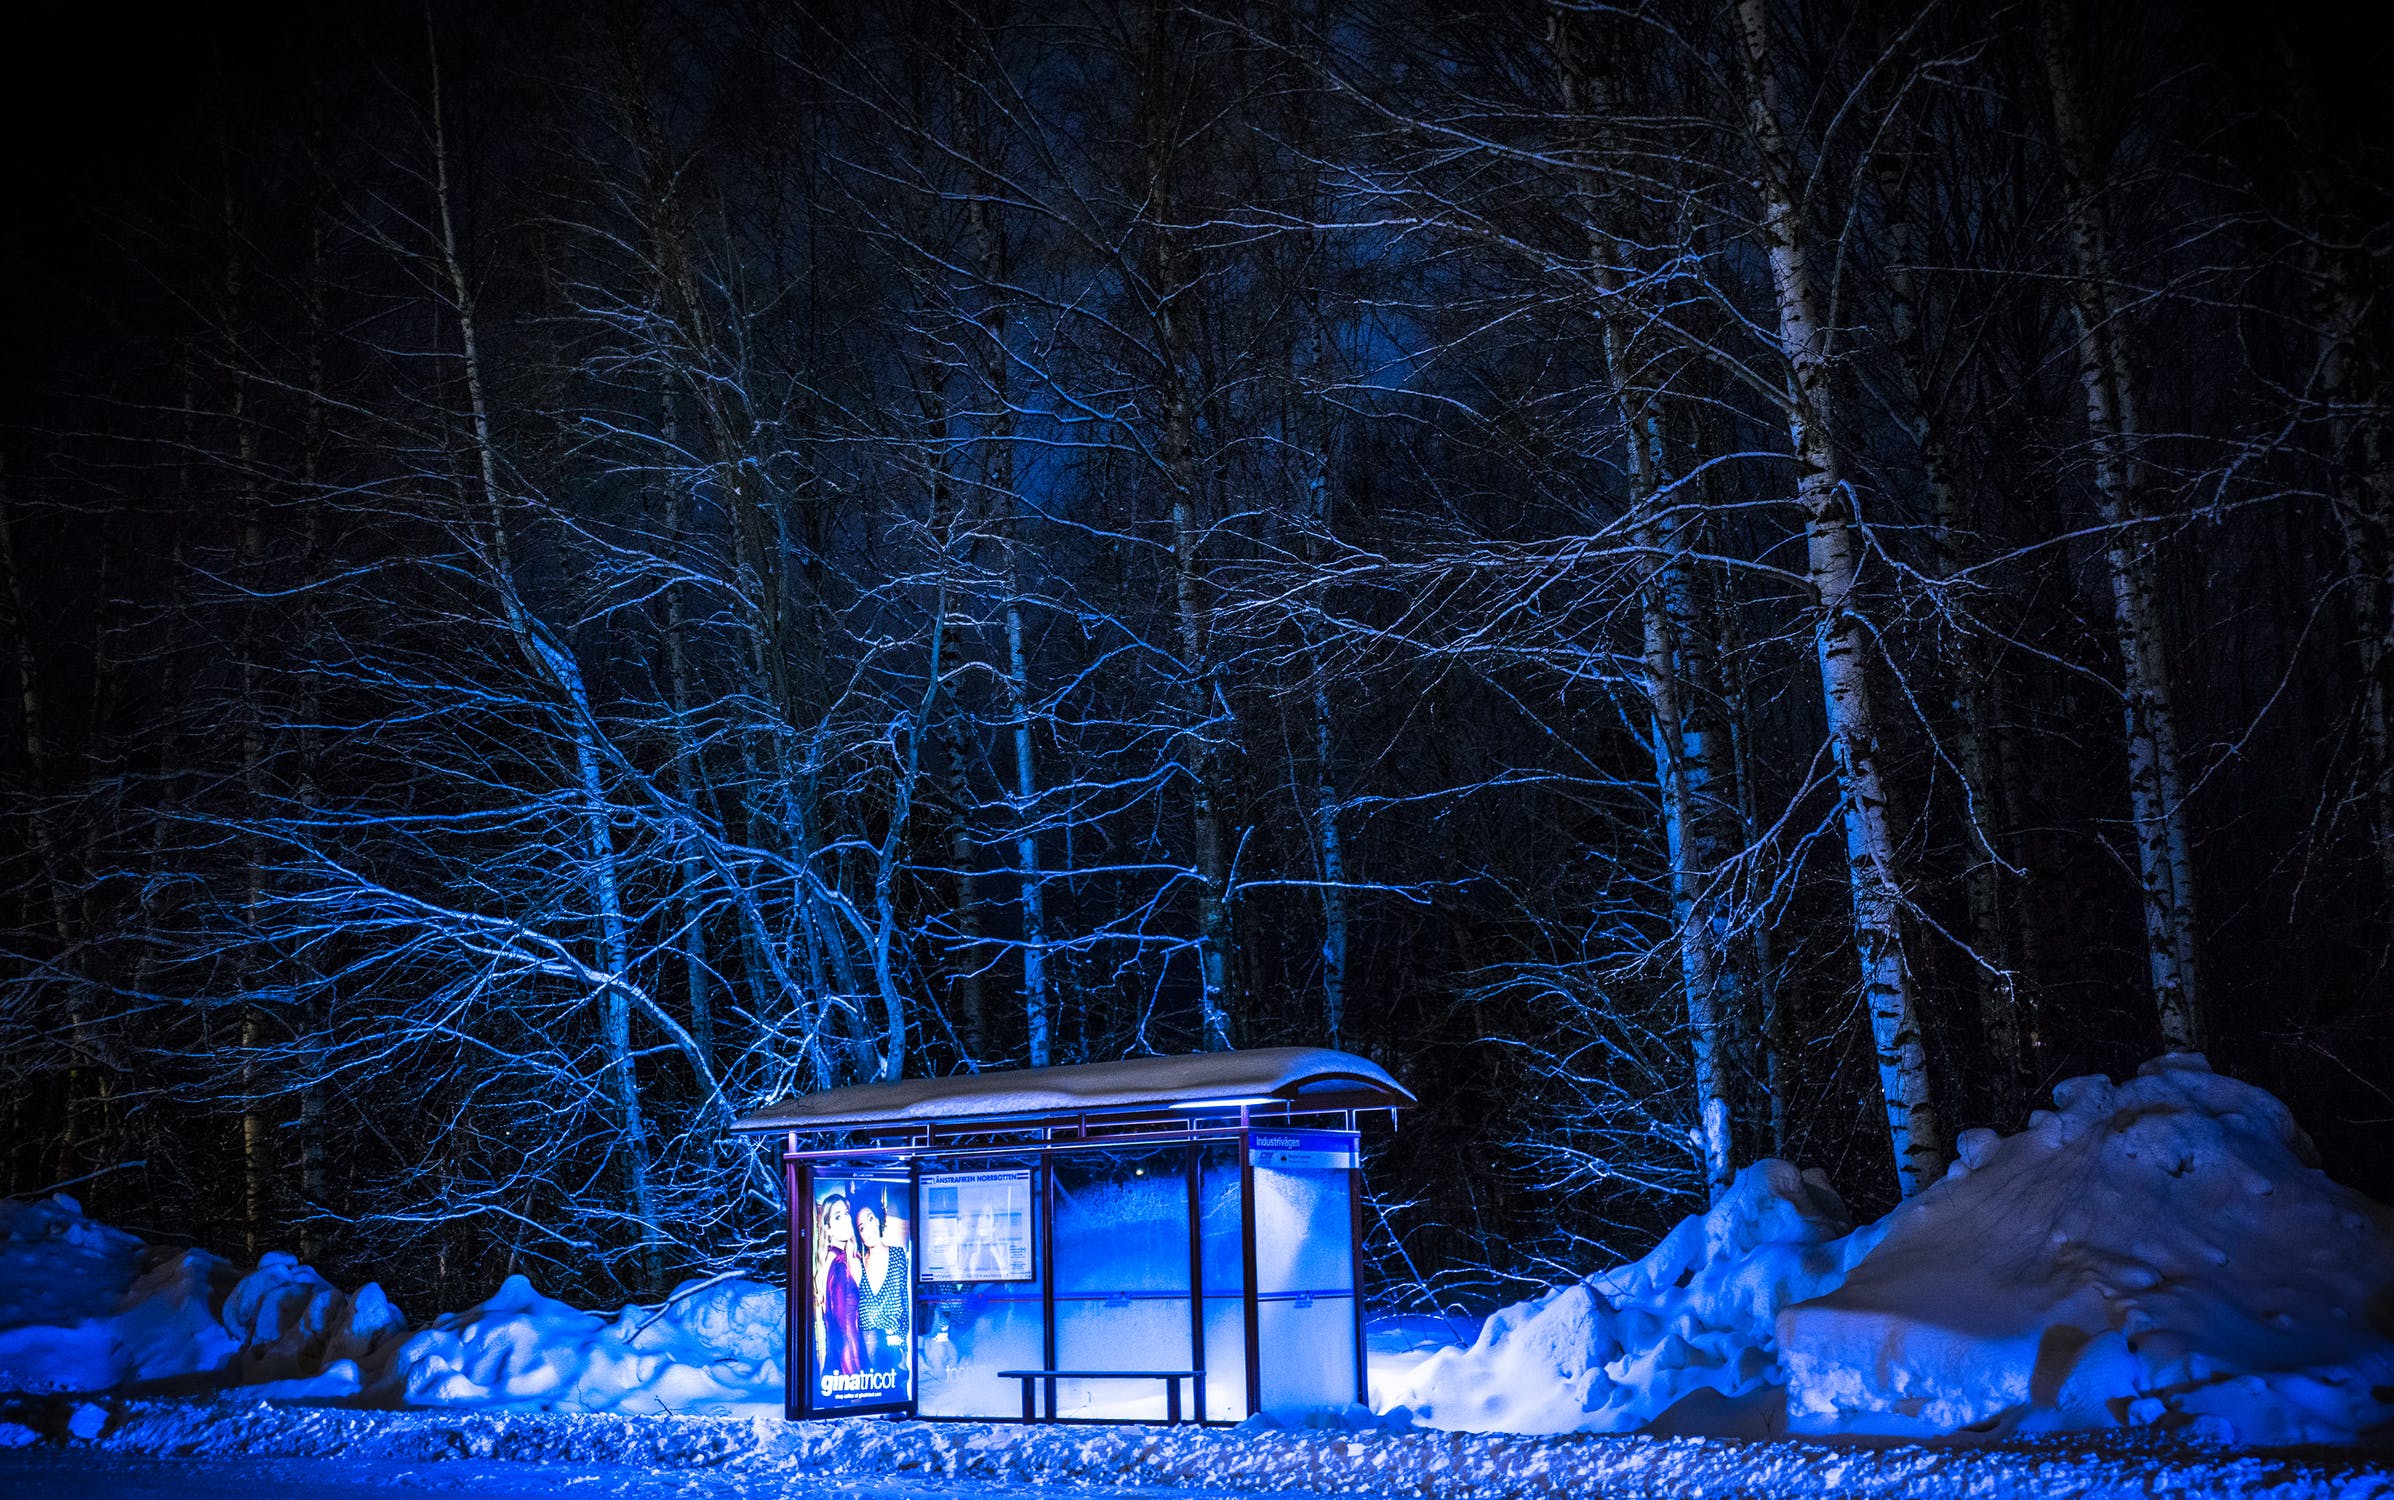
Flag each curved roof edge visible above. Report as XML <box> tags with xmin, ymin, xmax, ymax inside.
<box><xmin>729</xmin><ymin>1046</ymin><xmax>1413</xmax><ymax>1134</ymax></box>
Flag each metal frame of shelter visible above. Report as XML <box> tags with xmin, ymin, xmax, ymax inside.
<box><xmin>731</xmin><ymin>1048</ymin><xmax>1414</xmax><ymax>1425</ymax></box>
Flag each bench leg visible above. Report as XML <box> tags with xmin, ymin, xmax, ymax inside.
<box><xmin>1020</xmin><ymin>1377</ymin><xmax>1034</xmax><ymax>1423</ymax></box>
<box><xmin>1167</xmin><ymin>1377</ymin><xmax>1182</xmax><ymax>1425</ymax></box>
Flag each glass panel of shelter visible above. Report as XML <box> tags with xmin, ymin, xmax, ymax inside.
<box><xmin>1249</xmin><ymin>1136</ymin><xmax>1359</xmax><ymax>1412</ymax></box>
<box><xmin>1051</xmin><ymin>1144</ymin><xmax>1193</xmax><ymax>1419</ymax></box>
<box><xmin>1196</xmin><ymin>1139</ymin><xmax>1246</xmax><ymax>1421</ymax></box>
<box><xmin>909</xmin><ymin>1136</ymin><xmax>1250</xmax><ymax>1423</ymax></box>
<box><xmin>914</xmin><ymin>1152</ymin><xmax>1043</xmax><ymax>1419</ymax></box>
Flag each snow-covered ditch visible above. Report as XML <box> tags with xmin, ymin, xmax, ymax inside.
<box><xmin>5</xmin><ymin>1054</ymin><xmax>2393</xmax><ymax>1451</ymax></box>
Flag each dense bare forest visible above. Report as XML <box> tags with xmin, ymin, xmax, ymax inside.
<box><xmin>2</xmin><ymin>0</ymin><xmax>2389</xmax><ymax>1313</ymax></box>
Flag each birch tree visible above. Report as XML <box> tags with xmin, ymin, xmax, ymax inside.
<box><xmin>2038</xmin><ymin>0</ymin><xmax>2202</xmax><ymax>1053</ymax></box>
<box><xmin>1736</xmin><ymin>0</ymin><xmax>1943</xmax><ymax>1191</ymax></box>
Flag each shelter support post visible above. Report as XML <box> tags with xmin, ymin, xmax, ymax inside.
<box><xmin>1239</xmin><ymin>1129</ymin><xmax>1261</xmax><ymax>1418</ymax></box>
<box><xmin>1039</xmin><ymin>1147</ymin><xmax>1056</xmax><ymax>1416</ymax></box>
<box><xmin>1185</xmin><ymin>1140</ymin><xmax>1207</xmax><ymax>1419</ymax></box>
<box><xmin>1350</xmin><ymin>1153</ymin><xmax>1367</xmax><ymax>1407</ymax></box>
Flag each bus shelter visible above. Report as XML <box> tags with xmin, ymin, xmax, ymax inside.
<box><xmin>730</xmin><ymin>1047</ymin><xmax>1413</xmax><ymax>1424</ymax></box>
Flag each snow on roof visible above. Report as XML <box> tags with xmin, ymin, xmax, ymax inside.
<box><xmin>728</xmin><ymin>1046</ymin><xmax>1413</xmax><ymax>1134</ymax></box>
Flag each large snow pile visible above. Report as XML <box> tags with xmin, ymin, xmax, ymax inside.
<box><xmin>1378</xmin><ymin>1158</ymin><xmax>1884</xmax><ymax>1433</ymax></box>
<box><xmin>391</xmin><ymin>1272</ymin><xmax>781</xmax><ymax>1414</ymax></box>
<box><xmin>1389</xmin><ymin>1054</ymin><xmax>2394</xmax><ymax>1445</ymax></box>
<box><xmin>0</xmin><ymin>1197</ymin><xmax>780</xmax><ymax>1415</ymax></box>
<box><xmin>0</xmin><ymin>1197</ymin><xmax>243</xmax><ymax>1394</ymax></box>
<box><xmin>1780</xmin><ymin>1053</ymin><xmax>2394</xmax><ymax>1445</ymax></box>
<box><xmin>214</xmin><ymin>1251</ymin><xmax>412</xmax><ymax>1400</ymax></box>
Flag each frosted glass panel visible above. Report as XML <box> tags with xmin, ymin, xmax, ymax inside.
<box><xmin>1056</xmin><ymin>1296</ymin><xmax>1194</xmax><ymax>1419</ymax></box>
<box><xmin>1050</xmin><ymin>1146</ymin><xmax>1193</xmax><ymax>1420</ymax></box>
<box><xmin>1198</xmin><ymin>1141</ymin><xmax>1244</xmax><ymax>1293</ymax></box>
<box><xmin>916</xmin><ymin>1289</ymin><xmax>1043</xmax><ymax>1417</ymax></box>
<box><xmin>1258</xmin><ymin>1293</ymin><xmax>1357</xmax><ymax>1412</ymax></box>
<box><xmin>1252</xmin><ymin>1157</ymin><xmax>1353</xmax><ymax>1297</ymax></box>
<box><xmin>1053</xmin><ymin>1148</ymin><xmax>1192</xmax><ymax>1294</ymax></box>
<box><xmin>1250</xmin><ymin>1135</ymin><xmax>1358</xmax><ymax>1416</ymax></box>
<box><xmin>1202</xmin><ymin>1296</ymin><xmax>1247</xmax><ymax>1421</ymax></box>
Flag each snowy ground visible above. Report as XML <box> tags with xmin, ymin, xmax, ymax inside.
<box><xmin>3</xmin><ymin>1453</ymin><xmax>1068</xmax><ymax>1500</ymax></box>
<box><xmin>4</xmin><ymin>1398</ymin><xmax>2393</xmax><ymax>1499</ymax></box>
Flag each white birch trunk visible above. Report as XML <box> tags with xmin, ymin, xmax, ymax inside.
<box><xmin>1002</xmin><ymin>585</ymin><xmax>1053</xmax><ymax>1066</ymax></box>
<box><xmin>1638</xmin><ymin>508</ymin><xmax>1736</xmax><ymax>1198</ymax></box>
<box><xmin>569</xmin><ymin>703</ymin><xmax>663</xmax><ymax>1286</ymax></box>
<box><xmin>1739</xmin><ymin>0</ymin><xmax>1943</xmax><ymax>1194</ymax></box>
<box><xmin>1135</xmin><ymin>48</ymin><xmax>1236</xmax><ymax>1052</ymax></box>
<box><xmin>1153</xmin><ymin>256</ymin><xmax>1234</xmax><ymax>1053</ymax></box>
<box><xmin>2040</xmin><ymin>0</ymin><xmax>2201</xmax><ymax>1051</ymax></box>
<box><xmin>1292</xmin><ymin>320</ymin><xmax>1350</xmax><ymax>1051</ymax></box>
<box><xmin>962</xmin><ymin>182</ymin><xmax>1054</xmax><ymax>1067</ymax></box>
<box><xmin>661</xmin><ymin>479</ymin><xmax>718</xmax><ymax>1079</ymax></box>
<box><xmin>1170</xmin><ymin>444</ymin><xmax>1236</xmax><ymax>1054</ymax></box>
<box><xmin>936</xmin><ymin>701</ymin><xmax>989</xmax><ymax>1057</ymax></box>
<box><xmin>1312</xmin><ymin>671</ymin><xmax>1350</xmax><ymax>1049</ymax></box>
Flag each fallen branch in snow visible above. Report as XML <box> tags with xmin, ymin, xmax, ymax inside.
<box><xmin>628</xmin><ymin>1271</ymin><xmax>747</xmax><ymax>1341</ymax></box>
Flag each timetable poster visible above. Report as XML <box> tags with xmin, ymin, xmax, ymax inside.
<box><xmin>918</xmin><ymin>1168</ymin><xmax>1035</xmax><ymax>1283</ymax></box>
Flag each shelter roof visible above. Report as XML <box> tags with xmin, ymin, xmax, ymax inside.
<box><xmin>729</xmin><ymin>1046</ymin><xmax>1412</xmax><ymax>1135</ymax></box>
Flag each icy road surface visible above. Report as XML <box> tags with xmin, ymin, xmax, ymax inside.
<box><xmin>0</xmin><ymin>1453</ymin><xmax>1238</xmax><ymax>1500</ymax></box>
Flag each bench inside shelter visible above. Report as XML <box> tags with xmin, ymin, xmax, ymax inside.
<box><xmin>997</xmin><ymin>1367</ymin><xmax>1205</xmax><ymax>1423</ymax></box>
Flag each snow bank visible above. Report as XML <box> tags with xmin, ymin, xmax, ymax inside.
<box><xmin>1379</xmin><ymin>1159</ymin><xmax>1883</xmax><ymax>1433</ymax></box>
<box><xmin>0</xmin><ymin>1196</ymin><xmax>779</xmax><ymax>1415</ymax></box>
<box><xmin>389</xmin><ymin>1271</ymin><xmax>781</xmax><ymax>1414</ymax></box>
<box><xmin>0</xmin><ymin>1197</ymin><xmax>240</xmax><ymax>1393</ymax></box>
<box><xmin>1379</xmin><ymin>1056</ymin><xmax>2394</xmax><ymax>1445</ymax></box>
<box><xmin>1780</xmin><ymin>1053</ymin><xmax>2394</xmax><ymax>1445</ymax></box>
<box><xmin>0</xmin><ymin>1200</ymin><xmax>411</xmax><ymax>1401</ymax></box>
<box><xmin>220</xmin><ymin>1252</ymin><xmax>411</xmax><ymax>1399</ymax></box>
<box><xmin>1363</xmin><ymin>1311</ymin><xmax>1478</xmax><ymax>1410</ymax></box>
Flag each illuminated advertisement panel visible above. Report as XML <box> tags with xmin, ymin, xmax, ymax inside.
<box><xmin>807</xmin><ymin>1171</ymin><xmax>914</xmax><ymax>1412</ymax></box>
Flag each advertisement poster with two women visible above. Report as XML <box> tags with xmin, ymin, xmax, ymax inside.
<box><xmin>809</xmin><ymin>1172</ymin><xmax>913</xmax><ymax>1411</ymax></box>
